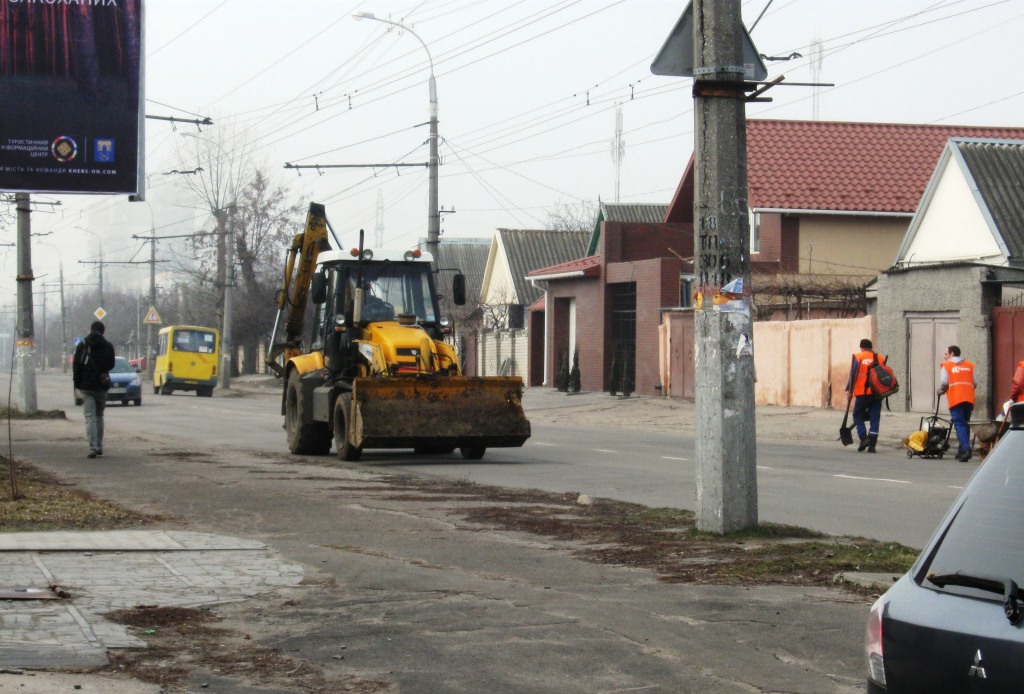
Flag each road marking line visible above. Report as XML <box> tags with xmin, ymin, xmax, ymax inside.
<box><xmin>661</xmin><ymin>456</ymin><xmax>688</xmax><ymax>461</ymax></box>
<box><xmin>835</xmin><ymin>474</ymin><xmax>910</xmax><ymax>484</ymax></box>
<box><xmin>948</xmin><ymin>485</ymin><xmax>964</xmax><ymax>490</ymax></box>
<box><xmin>593</xmin><ymin>449</ymin><xmax>616</xmax><ymax>453</ymax></box>
<box><xmin>757</xmin><ymin>465</ymin><xmax>774</xmax><ymax>470</ymax></box>
<box><xmin>533</xmin><ymin>442</ymin><xmax>556</xmax><ymax>447</ymax></box>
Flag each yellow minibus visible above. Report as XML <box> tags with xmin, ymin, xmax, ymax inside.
<box><xmin>154</xmin><ymin>325</ymin><xmax>220</xmax><ymax>397</ymax></box>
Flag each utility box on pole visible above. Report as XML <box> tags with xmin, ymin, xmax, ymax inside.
<box><xmin>654</xmin><ymin>0</ymin><xmax>760</xmax><ymax>533</ymax></box>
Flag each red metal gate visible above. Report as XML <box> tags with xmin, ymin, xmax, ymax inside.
<box><xmin>992</xmin><ymin>307</ymin><xmax>1024</xmax><ymax>412</ymax></box>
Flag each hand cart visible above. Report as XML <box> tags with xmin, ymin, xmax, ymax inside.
<box><xmin>902</xmin><ymin>397</ymin><xmax>951</xmax><ymax>459</ymax></box>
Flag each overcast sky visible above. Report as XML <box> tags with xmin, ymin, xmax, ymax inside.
<box><xmin>11</xmin><ymin>0</ymin><xmax>1024</xmax><ymax>306</ymax></box>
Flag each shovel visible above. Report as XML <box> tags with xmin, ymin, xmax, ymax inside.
<box><xmin>839</xmin><ymin>395</ymin><xmax>854</xmax><ymax>446</ymax></box>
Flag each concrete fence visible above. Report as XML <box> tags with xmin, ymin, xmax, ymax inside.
<box><xmin>752</xmin><ymin>315</ymin><xmax>875</xmax><ymax>408</ymax></box>
<box><xmin>659</xmin><ymin>312</ymin><xmax>875</xmax><ymax>409</ymax></box>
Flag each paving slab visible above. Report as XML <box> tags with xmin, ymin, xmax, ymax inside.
<box><xmin>0</xmin><ymin>531</ymin><xmax>304</xmax><ymax>670</ymax></box>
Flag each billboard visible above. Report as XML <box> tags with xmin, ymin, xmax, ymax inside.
<box><xmin>0</xmin><ymin>0</ymin><xmax>142</xmax><ymax>195</ymax></box>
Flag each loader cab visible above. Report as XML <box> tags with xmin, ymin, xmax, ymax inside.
<box><xmin>310</xmin><ymin>249</ymin><xmax>447</xmax><ymax>357</ymax></box>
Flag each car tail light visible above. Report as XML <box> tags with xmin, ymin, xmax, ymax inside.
<box><xmin>866</xmin><ymin>595</ymin><xmax>886</xmax><ymax>687</ymax></box>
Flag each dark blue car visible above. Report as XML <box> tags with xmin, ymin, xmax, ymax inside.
<box><xmin>75</xmin><ymin>356</ymin><xmax>143</xmax><ymax>407</ymax></box>
<box><xmin>866</xmin><ymin>403</ymin><xmax>1024</xmax><ymax>692</ymax></box>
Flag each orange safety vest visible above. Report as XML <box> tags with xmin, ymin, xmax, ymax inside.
<box><xmin>941</xmin><ymin>359</ymin><xmax>975</xmax><ymax>408</ymax></box>
<box><xmin>851</xmin><ymin>350</ymin><xmax>883</xmax><ymax>397</ymax></box>
<box><xmin>1016</xmin><ymin>360</ymin><xmax>1024</xmax><ymax>403</ymax></box>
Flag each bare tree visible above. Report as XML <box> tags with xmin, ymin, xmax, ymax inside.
<box><xmin>546</xmin><ymin>198</ymin><xmax>598</xmax><ymax>232</ymax></box>
<box><xmin>172</xmin><ymin>121</ymin><xmax>308</xmax><ymax>374</ymax></box>
<box><xmin>175</xmin><ymin>121</ymin><xmax>254</xmax><ymax>336</ymax></box>
<box><xmin>480</xmin><ymin>287</ymin><xmax>517</xmax><ymax>330</ymax></box>
<box><xmin>231</xmin><ymin>171</ymin><xmax>306</xmax><ymax>372</ymax></box>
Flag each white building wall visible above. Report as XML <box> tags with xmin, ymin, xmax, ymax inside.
<box><xmin>476</xmin><ymin>329</ymin><xmax>528</xmax><ymax>377</ymax></box>
<box><xmin>904</xmin><ymin>159</ymin><xmax>1004</xmax><ymax>264</ymax></box>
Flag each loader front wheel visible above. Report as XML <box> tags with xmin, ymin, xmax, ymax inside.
<box><xmin>333</xmin><ymin>396</ymin><xmax>362</xmax><ymax>461</ymax></box>
<box><xmin>460</xmin><ymin>445</ymin><xmax>486</xmax><ymax>460</ymax></box>
<box><xmin>285</xmin><ymin>370</ymin><xmax>331</xmax><ymax>455</ymax></box>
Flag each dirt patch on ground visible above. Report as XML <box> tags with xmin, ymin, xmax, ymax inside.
<box><xmin>102</xmin><ymin>605</ymin><xmax>391</xmax><ymax>693</ymax></box>
<box><xmin>0</xmin><ymin>408</ymin><xmax>67</xmax><ymax>420</ymax></box>
<box><xmin>0</xmin><ymin>461</ymin><xmax>160</xmax><ymax>531</ymax></box>
<box><xmin>375</xmin><ymin>474</ymin><xmax>915</xmax><ymax>591</ymax></box>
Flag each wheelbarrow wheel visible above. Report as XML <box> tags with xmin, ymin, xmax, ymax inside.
<box><xmin>907</xmin><ymin>450</ymin><xmax>913</xmax><ymax>459</ymax></box>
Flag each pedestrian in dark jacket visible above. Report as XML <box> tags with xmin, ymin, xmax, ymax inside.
<box><xmin>72</xmin><ymin>321</ymin><xmax>115</xmax><ymax>458</ymax></box>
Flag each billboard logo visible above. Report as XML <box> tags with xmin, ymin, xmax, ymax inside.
<box><xmin>51</xmin><ymin>136</ymin><xmax>78</xmax><ymax>163</ymax></box>
<box><xmin>94</xmin><ymin>139</ymin><xmax>115</xmax><ymax>163</ymax></box>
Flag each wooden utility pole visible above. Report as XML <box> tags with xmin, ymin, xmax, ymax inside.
<box><xmin>692</xmin><ymin>0</ymin><xmax>757</xmax><ymax>533</ymax></box>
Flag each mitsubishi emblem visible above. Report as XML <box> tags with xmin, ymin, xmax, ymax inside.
<box><xmin>968</xmin><ymin>649</ymin><xmax>987</xmax><ymax>679</ymax></box>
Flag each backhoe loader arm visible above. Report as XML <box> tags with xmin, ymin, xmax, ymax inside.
<box><xmin>266</xmin><ymin>202</ymin><xmax>331</xmax><ymax>377</ymax></box>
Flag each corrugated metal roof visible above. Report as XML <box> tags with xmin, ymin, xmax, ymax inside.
<box><xmin>955</xmin><ymin>139</ymin><xmax>1024</xmax><ymax>260</ymax></box>
<box><xmin>600</xmin><ymin>202</ymin><xmax>669</xmax><ymax>224</ymax></box>
<box><xmin>588</xmin><ymin>203</ymin><xmax>671</xmax><ymax>255</ymax></box>
<box><xmin>434</xmin><ymin>239</ymin><xmax>491</xmax><ymax>307</ymax></box>
<box><xmin>498</xmin><ymin>229</ymin><xmax>590</xmax><ymax>305</ymax></box>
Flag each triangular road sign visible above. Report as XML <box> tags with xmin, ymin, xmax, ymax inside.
<box><xmin>143</xmin><ymin>306</ymin><xmax>162</xmax><ymax>325</ymax></box>
<box><xmin>651</xmin><ymin>1</ymin><xmax>768</xmax><ymax>81</ymax></box>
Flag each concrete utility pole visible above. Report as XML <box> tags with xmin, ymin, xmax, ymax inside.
<box><xmin>15</xmin><ymin>193</ymin><xmax>37</xmax><ymax>414</ymax></box>
<box><xmin>58</xmin><ymin>262</ymin><xmax>67</xmax><ymax>374</ymax></box>
<box><xmin>148</xmin><ymin>228</ymin><xmax>156</xmax><ymax>381</ymax></box>
<box><xmin>77</xmin><ymin>227</ymin><xmax>105</xmax><ymax>310</ymax></box>
<box><xmin>692</xmin><ymin>0</ymin><xmax>757</xmax><ymax>533</ymax></box>
<box><xmin>220</xmin><ymin>204</ymin><xmax>235</xmax><ymax>390</ymax></box>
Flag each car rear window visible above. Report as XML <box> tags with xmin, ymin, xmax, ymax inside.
<box><xmin>923</xmin><ymin>437</ymin><xmax>1024</xmax><ymax>589</ymax></box>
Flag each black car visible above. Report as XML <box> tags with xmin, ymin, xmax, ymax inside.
<box><xmin>866</xmin><ymin>403</ymin><xmax>1024</xmax><ymax>692</ymax></box>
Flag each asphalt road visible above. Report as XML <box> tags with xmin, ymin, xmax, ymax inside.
<box><xmin>14</xmin><ymin>369</ymin><xmax>972</xmax><ymax>548</ymax></box>
<box><xmin>2</xmin><ymin>371</ymin><xmax>877</xmax><ymax>693</ymax></box>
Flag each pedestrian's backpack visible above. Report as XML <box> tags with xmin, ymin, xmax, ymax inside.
<box><xmin>867</xmin><ymin>353</ymin><xmax>899</xmax><ymax>401</ymax></box>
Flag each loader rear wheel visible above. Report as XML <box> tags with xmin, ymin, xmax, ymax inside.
<box><xmin>285</xmin><ymin>370</ymin><xmax>331</xmax><ymax>455</ymax></box>
<box><xmin>460</xmin><ymin>446</ymin><xmax>486</xmax><ymax>460</ymax></box>
<box><xmin>333</xmin><ymin>396</ymin><xmax>362</xmax><ymax>461</ymax></box>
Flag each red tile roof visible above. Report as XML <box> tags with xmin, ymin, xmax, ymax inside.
<box><xmin>528</xmin><ymin>254</ymin><xmax>601</xmax><ymax>279</ymax></box>
<box><xmin>713</xmin><ymin>120</ymin><xmax>1024</xmax><ymax>214</ymax></box>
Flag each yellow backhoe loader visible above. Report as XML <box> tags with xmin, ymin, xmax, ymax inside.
<box><xmin>266</xmin><ymin>203</ymin><xmax>530</xmax><ymax>460</ymax></box>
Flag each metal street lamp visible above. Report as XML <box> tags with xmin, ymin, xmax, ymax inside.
<box><xmin>353</xmin><ymin>12</ymin><xmax>440</xmax><ymax>263</ymax></box>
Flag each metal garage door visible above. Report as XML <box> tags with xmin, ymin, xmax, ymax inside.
<box><xmin>907</xmin><ymin>313</ymin><xmax>959</xmax><ymax>413</ymax></box>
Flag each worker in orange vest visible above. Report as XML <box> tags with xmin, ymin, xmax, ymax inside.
<box><xmin>1009</xmin><ymin>359</ymin><xmax>1024</xmax><ymax>403</ymax></box>
<box><xmin>937</xmin><ymin>345</ymin><xmax>976</xmax><ymax>462</ymax></box>
<box><xmin>846</xmin><ymin>338</ymin><xmax>883</xmax><ymax>453</ymax></box>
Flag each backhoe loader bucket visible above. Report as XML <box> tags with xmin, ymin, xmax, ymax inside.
<box><xmin>350</xmin><ymin>376</ymin><xmax>531</xmax><ymax>451</ymax></box>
